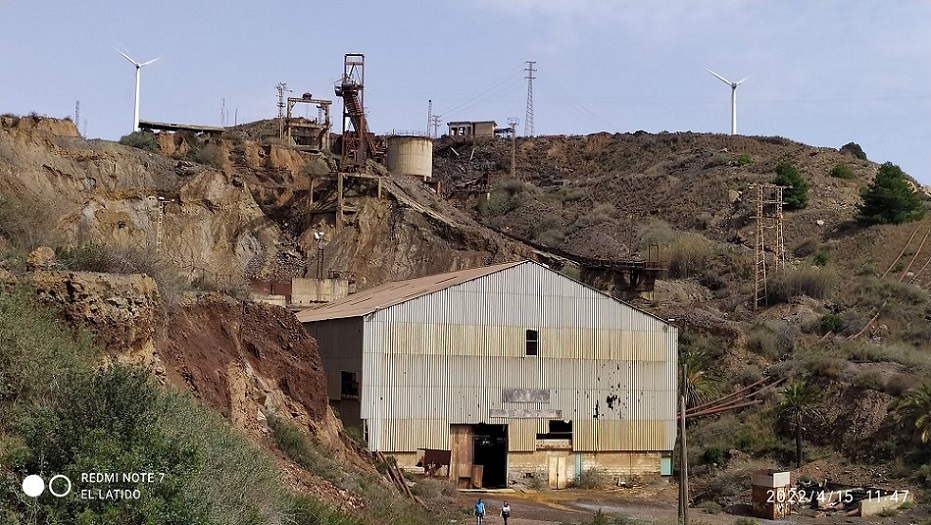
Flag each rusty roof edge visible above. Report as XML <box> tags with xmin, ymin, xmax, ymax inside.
<box><xmin>295</xmin><ymin>260</ymin><xmax>527</xmax><ymax>323</ymax></box>
<box><xmin>296</xmin><ymin>259</ymin><xmax>674</xmax><ymax>328</ymax></box>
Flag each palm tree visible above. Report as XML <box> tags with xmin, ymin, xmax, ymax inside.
<box><xmin>897</xmin><ymin>382</ymin><xmax>931</xmax><ymax>443</ymax></box>
<box><xmin>680</xmin><ymin>349</ymin><xmax>721</xmax><ymax>409</ymax></box>
<box><xmin>778</xmin><ymin>380</ymin><xmax>820</xmax><ymax>468</ymax></box>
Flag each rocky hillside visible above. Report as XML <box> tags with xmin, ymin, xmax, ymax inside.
<box><xmin>3</xmin><ymin>114</ymin><xmax>931</xmax><ymax>519</ymax></box>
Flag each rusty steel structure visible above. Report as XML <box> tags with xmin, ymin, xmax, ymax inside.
<box><xmin>753</xmin><ymin>185</ymin><xmax>786</xmax><ymax>310</ymax></box>
<box><xmin>286</xmin><ymin>93</ymin><xmax>332</xmax><ymax>151</ymax></box>
<box><xmin>334</xmin><ymin>53</ymin><xmax>381</xmax><ymax>168</ymax></box>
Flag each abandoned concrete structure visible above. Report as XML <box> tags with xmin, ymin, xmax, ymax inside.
<box><xmin>446</xmin><ymin>120</ymin><xmax>497</xmax><ymax>139</ymax></box>
<box><xmin>296</xmin><ymin>260</ymin><xmax>677</xmax><ymax>487</ymax></box>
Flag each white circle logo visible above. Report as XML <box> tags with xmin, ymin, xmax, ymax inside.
<box><xmin>48</xmin><ymin>474</ymin><xmax>72</xmax><ymax>497</ymax></box>
<box><xmin>22</xmin><ymin>475</ymin><xmax>45</xmax><ymax>497</ymax></box>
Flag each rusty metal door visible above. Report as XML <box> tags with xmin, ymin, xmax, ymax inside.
<box><xmin>449</xmin><ymin>424</ymin><xmax>474</xmax><ymax>488</ymax></box>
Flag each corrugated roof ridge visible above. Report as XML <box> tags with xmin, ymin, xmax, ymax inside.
<box><xmin>295</xmin><ymin>260</ymin><xmax>526</xmax><ymax>322</ymax></box>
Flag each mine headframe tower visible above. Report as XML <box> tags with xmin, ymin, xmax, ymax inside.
<box><xmin>334</xmin><ymin>53</ymin><xmax>380</xmax><ymax>169</ymax></box>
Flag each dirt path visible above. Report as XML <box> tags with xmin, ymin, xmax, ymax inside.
<box><xmin>453</xmin><ymin>487</ymin><xmax>925</xmax><ymax>525</ymax></box>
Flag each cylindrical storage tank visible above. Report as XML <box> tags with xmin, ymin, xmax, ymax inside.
<box><xmin>386</xmin><ymin>135</ymin><xmax>433</xmax><ymax>179</ymax></box>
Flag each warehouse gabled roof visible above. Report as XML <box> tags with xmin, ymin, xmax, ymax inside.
<box><xmin>295</xmin><ymin>260</ymin><xmax>526</xmax><ymax>323</ymax></box>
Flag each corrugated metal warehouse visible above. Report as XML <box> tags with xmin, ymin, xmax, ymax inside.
<box><xmin>296</xmin><ymin>260</ymin><xmax>677</xmax><ymax>488</ymax></box>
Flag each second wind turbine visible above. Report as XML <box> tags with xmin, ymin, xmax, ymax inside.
<box><xmin>117</xmin><ymin>49</ymin><xmax>160</xmax><ymax>132</ymax></box>
<box><xmin>707</xmin><ymin>69</ymin><xmax>747</xmax><ymax>136</ymax></box>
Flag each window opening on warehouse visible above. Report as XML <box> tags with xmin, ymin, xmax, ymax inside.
<box><xmin>526</xmin><ymin>329</ymin><xmax>538</xmax><ymax>356</ymax></box>
<box><xmin>341</xmin><ymin>371</ymin><xmax>359</xmax><ymax>397</ymax></box>
<box><xmin>536</xmin><ymin>420</ymin><xmax>572</xmax><ymax>440</ymax></box>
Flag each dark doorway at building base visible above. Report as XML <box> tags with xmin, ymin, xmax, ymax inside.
<box><xmin>473</xmin><ymin>423</ymin><xmax>508</xmax><ymax>488</ymax></box>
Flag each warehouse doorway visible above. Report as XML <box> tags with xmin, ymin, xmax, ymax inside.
<box><xmin>473</xmin><ymin>424</ymin><xmax>508</xmax><ymax>488</ymax></box>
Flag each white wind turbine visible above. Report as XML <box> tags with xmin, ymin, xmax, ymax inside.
<box><xmin>707</xmin><ymin>69</ymin><xmax>747</xmax><ymax>135</ymax></box>
<box><xmin>117</xmin><ymin>49</ymin><xmax>160</xmax><ymax>132</ymax></box>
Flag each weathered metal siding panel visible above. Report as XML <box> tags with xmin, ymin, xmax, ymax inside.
<box><xmin>358</xmin><ymin>262</ymin><xmax>677</xmax><ymax>454</ymax></box>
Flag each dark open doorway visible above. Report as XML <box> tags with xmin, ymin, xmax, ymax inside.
<box><xmin>473</xmin><ymin>423</ymin><xmax>508</xmax><ymax>487</ymax></box>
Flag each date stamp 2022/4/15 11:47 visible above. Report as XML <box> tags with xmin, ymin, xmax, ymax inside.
<box><xmin>766</xmin><ymin>487</ymin><xmax>910</xmax><ymax>505</ymax></box>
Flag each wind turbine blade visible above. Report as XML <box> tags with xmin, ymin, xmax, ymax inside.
<box><xmin>140</xmin><ymin>58</ymin><xmax>160</xmax><ymax>67</ymax></box>
<box><xmin>116</xmin><ymin>48</ymin><xmax>139</xmax><ymax>66</ymax></box>
<box><xmin>736</xmin><ymin>77</ymin><xmax>749</xmax><ymax>85</ymax></box>
<box><xmin>706</xmin><ymin>68</ymin><xmax>732</xmax><ymax>85</ymax></box>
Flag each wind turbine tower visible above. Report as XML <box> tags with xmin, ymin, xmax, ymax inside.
<box><xmin>707</xmin><ymin>69</ymin><xmax>746</xmax><ymax>135</ymax></box>
<box><xmin>117</xmin><ymin>49</ymin><xmax>159</xmax><ymax>132</ymax></box>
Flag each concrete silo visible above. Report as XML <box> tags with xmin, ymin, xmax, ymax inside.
<box><xmin>386</xmin><ymin>135</ymin><xmax>433</xmax><ymax>180</ymax></box>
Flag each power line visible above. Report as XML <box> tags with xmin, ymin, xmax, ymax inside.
<box><xmin>426</xmin><ymin>99</ymin><xmax>432</xmax><ymax>137</ymax></box>
<box><xmin>441</xmin><ymin>72</ymin><xmax>523</xmax><ymax>120</ymax></box>
<box><xmin>524</xmin><ymin>61</ymin><xmax>536</xmax><ymax>137</ymax></box>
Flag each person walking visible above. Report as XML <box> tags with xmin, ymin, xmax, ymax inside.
<box><xmin>474</xmin><ymin>498</ymin><xmax>486</xmax><ymax>525</ymax></box>
<box><xmin>501</xmin><ymin>500</ymin><xmax>511</xmax><ymax>525</ymax></box>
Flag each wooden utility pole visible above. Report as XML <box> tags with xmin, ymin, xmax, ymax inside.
<box><xmin>679</xmin><ymin>393</ymin><xmax>689</xmax><ymax>525</ymax></box>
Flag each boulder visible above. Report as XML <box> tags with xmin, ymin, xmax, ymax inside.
<box><xmin>26</xmin><ymin>246</ymin><xmax>56</xmax><ymax>270</ymax></box>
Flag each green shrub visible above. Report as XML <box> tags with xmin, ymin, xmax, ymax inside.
<box><xmin>701</xmin><ymin>447</ymin><xmax>727</xmax><ymax>466</ymax></box>
<box><xmin>813</xmin><ymin>250</ymin><xmax>829</xmax><ymax>266</ymax></box>
<box><xmin>840</xmin><ymin>142</ymin><xmax>867</xmax><ymax>160</ymax></box>
<box><xmin>773</xmin><ymin>160</ymin><xmax>809</xmax><ymax>210</ymax></box>
<box><xmin>737</xmin><ymin>154</ymin><xmax>754</xmax><ymax>166</ymax></box>
<box><xmin>701</xmin><ymin>501</ymin><xmax>723</xmax><ymax>514</ymax></box>
<box><xmin>7</xmin><ymin>362</ymin><xmax>287</xmax><ymax>524</ymax></box>
<box><xmin>819</xmin><ymin>314</ymin><xmax>844</xmax><ymax>334</ymax></box>
<box><xmin>119</xmin><ymin>131</ymin><xmax>159</xmax><ymax>153</ymax></box>
<box><xmin>830</xmin><ymin>163</ymin><xmax>854</xmax><ymax>179</ymax></box>
<box><xmin>270</xmin><ymin>414</ymin><xmax>309</xmax><ymax>461</ymax></box>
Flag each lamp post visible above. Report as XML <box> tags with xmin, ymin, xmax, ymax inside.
<box><xmin>313</xmin><ymin>231</ymin><xmax>326</xmax><ymax>279</ymax></box>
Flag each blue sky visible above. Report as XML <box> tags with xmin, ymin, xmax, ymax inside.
<box><xmin>2</xmin><ymin>1</ymin><xmax>930</xmax><ymax>183</ymax></box>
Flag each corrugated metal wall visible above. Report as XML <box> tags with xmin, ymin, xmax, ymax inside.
<box><xmin>358</xmin><ymin>262</ymin><xmax>677</xmax><ymax>454</ymax></box>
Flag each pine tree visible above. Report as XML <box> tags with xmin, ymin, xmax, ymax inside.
<box><xmin>856</xmin><ymin>162</ymin><xmax>925</xmax><ymax>225</ymax></box>
<box><xmin>773</xmin><ymin>160</ymin><xmax>809</xmax><ymax>210</ymax></box>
